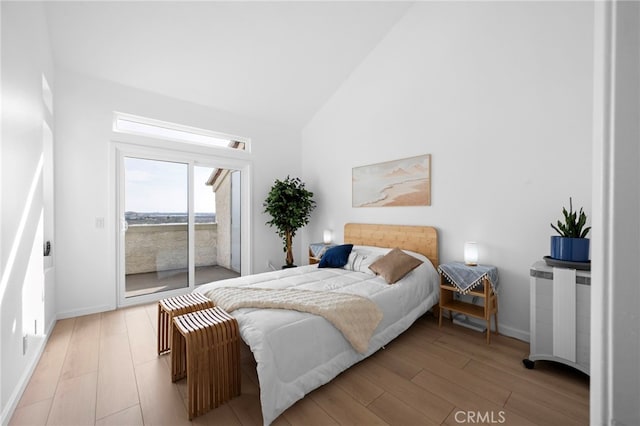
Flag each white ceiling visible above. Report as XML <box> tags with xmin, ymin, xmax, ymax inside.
<box><xmin>45</xmin><ymin>1</ymin><xmax>412</xmax><ymax>129</ymax></box>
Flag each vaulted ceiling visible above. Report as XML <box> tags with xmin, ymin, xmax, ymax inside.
<box><xmin>45</xmin><ymin>1</ymin><xmax>413</xmax><ymax>129</ymax></box>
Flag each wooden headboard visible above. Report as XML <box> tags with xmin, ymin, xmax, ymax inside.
<box><xmin>344</xmin><ymin>223</ymin><xmax>439</xmax><ymax>267</ymax></box>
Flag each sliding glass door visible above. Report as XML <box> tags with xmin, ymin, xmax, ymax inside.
<box><xmin>123</xmin><ymin>157</ymin><xmax>190</xmax><ymax>298</ymax></box>
<box><xmin>116</xmin><ymin>146</ymin><xmax>246</xmax><ymax>306</ymax></box>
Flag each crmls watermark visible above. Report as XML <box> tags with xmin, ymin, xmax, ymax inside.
<box><xmin>454</xmin><ymin>410</ymin><xmax>507</xmax><ymax>424</ymax></box>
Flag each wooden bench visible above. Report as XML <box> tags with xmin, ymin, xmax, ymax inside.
<box><xmin>157</xmin><ymin>293</ymin><xmax>214</xmax><ymax>355</ymax></box>
<box><xmin>171</xmin><ymin>306</ymin><xmax>241</xmax><ymax>419</ymax></box>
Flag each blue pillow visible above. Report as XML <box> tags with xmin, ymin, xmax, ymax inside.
<box><xmin>318</xmin><ymin>244</ymin><xmax>354</xmax><ymax>268</ymax></box>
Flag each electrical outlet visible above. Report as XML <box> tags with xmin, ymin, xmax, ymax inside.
<box><xmin>23</xmin><ymin>335</ymin><xmax>28</xmax><ymax>355</ymax></box>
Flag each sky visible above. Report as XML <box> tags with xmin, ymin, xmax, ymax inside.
<box><xmin>124</xmin><ymin>157</ymin><xmax>217</xmax><ymax>213</ymax></box>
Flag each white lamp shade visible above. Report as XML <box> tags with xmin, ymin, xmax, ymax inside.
<box><xmin>464</xmin><ymin>242</ymin><xmax>478</xmax><ymax>266</ymax></box>
<box><xmin>323</xmin><ymin>230</ymin><xmax>333</xmax><ymax>244</ymax></box>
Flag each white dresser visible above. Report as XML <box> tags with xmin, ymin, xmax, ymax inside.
<box><xmin>524</xmin><ymin>260</ymin><xmax>590</xmax><ymax>375</ymax></box>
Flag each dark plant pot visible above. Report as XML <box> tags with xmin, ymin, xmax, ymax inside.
<box><xmin>550</xmin><ymin>236</ymin><xmax>590</xmax><ymax>262</ymax></box>
<box><xmin>282</xmin><ymin>264</ymin><xmax>297</xmax><ymax>269</ymax></box>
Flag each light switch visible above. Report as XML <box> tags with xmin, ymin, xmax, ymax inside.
<box><xmin>95</xmin><ymin>217</ymin><xmax>105</xmax><ymax>228</ymax></box>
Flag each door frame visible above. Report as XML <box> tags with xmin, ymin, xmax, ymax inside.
<box><xmin>230</xmin><ymin>170</ymin><xmax>241</xmax><ymax>273</ymax></box>
<box><xmin>112</xmin><ymin>140</ymin><xmax>252</xmax><ymax>308</ymax></box>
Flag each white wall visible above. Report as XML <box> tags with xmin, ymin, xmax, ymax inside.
<box><xmin>301</xmin><ymin>1</ymin><xmax>594</xmax><ymax>339</ymax></box>
<box><xmin>0</xmin><ymin>1</ymin><xmax>56</xmax><ymax>422</ymax></box>
<box><xmin>54</xmin><ymin>70</ymin><xmax>301</xmax><ymax>317</ymax></box>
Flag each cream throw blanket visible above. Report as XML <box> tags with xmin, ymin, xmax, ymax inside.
<box><xmin>204</xmin><ymin>287</ymin><xmax>383</xmax><ymax>353</ymax></box>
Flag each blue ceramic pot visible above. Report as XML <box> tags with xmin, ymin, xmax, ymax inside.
<box><xmin>550</xmin><ymin>236</ymin><xmax>590</xmax><ymax>262</ymax></box>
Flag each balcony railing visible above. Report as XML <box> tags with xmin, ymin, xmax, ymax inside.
<box><xmin>125</xmin><ymin>223</ymin><xmax>217</xmax><ymax>274</ymax></box>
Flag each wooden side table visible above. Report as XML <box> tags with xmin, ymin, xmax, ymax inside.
<box><xmin>157</xmin><ymin>293</ymin><xmax>214</xmax><ymax>355</ymax></box>
<box><xmin>438</xmin><ymin>262</ymin><xmax>499</xmax><ymax>343</ymax></box>
<box><xmin>172</xmin><ymin>306</ymin><xmax>241</xmax><ymax>419</ymax></box>
<box><xmin>308</xmin><ymin>243</ymin><xmax>336</xmax><ymax>264</ymax></box>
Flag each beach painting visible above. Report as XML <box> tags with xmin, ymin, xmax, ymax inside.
<box><xmin>352</xmin><ymin>154</ymin><xmax>431</xmax><ymax>207</ymax></box>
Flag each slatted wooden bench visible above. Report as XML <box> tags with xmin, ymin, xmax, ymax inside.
<box><xmin>171</xmin><ymin>306</ymin><xmax>241</xmax><ymax>419</ymax></box>
<box><xmin>157</xmin><ymin>293</ymin><xmax>214</xmax><ymax>355</ymax></box>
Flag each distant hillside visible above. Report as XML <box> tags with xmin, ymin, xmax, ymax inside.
<box><xmin>125</xmin><ymin>211</ymin><xmax>216</xmax><ymax>224</ymax></box>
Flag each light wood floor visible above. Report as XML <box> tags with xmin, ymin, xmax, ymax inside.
<box><xmin>10</xmin><ymin>304</ymin><xmax>589</xmax><ymax>426</ymax></box>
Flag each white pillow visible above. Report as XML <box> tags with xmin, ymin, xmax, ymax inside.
<box><xmin>342</xmin><ymin>245</ymin><xmax>436</xmax><ymax>278</ymax></box>
<box><xmin>342</xmin><ymin>246</ymin><xmax>386</xmax><ymax>275</ymax></box>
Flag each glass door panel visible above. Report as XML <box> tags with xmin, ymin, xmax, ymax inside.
<box><xmin>194</xmin><ymin>166</ymin><xmax>241</xmax><ymax>285</ymax></box>
<box><xmin>124</xmin><ymin>157</ymin><xmax>189</xmax><ymax>298</ymax></box>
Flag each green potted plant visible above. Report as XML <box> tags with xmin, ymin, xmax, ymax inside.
<box><xmin>550</xmin><ymin>197</ymin><xmax>591</xmax><ymax>262</ymax></box>
<box><xmin>263</xmin><ymin>176</ymin><xmax>316</xmax><ymax>268</ymax></box>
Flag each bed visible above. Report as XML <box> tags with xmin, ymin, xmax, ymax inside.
<box><xmin>194</xmin><ymin>223</ymin><xmax>439</xmax><ymax>425</ymax></box>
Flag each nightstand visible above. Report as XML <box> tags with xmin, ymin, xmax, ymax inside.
<box><xmin>438</xmin><ymin>261</ymin><xmax>499</xmax><ymax>343</ymax></box>
<box><xmin>308</xmin><ymin>243</ymin><xmax>336</xmax><ymax>265</ymax></box>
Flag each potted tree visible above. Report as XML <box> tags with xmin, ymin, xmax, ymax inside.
<box><xmin>550</xmin><ymin>197</ymin><xmax>591</xmax><ymax>262</ymax></box>
<box><xmin>263</xmin><ymin>176</ymin><xmax>316</xmax><ymax>268</ymax></box>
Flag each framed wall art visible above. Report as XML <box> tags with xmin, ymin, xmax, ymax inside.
<box><xmin>352</xmin><ymin>154</ymin><xmax>431</xmax><ymax>207</ymax></box>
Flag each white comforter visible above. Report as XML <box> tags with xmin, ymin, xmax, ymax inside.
<box><xmin>194</xmin><ymin>249</ymin><xmax>439</xmax><ymax>425</ymax></box>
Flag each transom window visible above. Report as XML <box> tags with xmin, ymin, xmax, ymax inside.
<box><xmin>113</xmin><ymin>112</ymin><xmax>247</xmax><ymax>151</ymax></box>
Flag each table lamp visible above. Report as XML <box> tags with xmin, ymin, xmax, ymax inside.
<box><xmin>464</xmin><ymin>242</ymin><xmax>478</xmax><ymax>266</ymax></box>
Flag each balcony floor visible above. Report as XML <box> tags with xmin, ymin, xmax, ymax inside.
<box><xmin>125</xmin><ymin>265</ymin><xmax>240</xmax><ymax>298</ymax></box>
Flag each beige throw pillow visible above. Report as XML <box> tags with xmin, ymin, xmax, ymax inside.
<box><xmin>368</xmin><ymin>248</ymin><xmax>423</xmax><ymax>284</ymax></box>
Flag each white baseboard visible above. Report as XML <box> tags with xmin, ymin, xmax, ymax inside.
<box><xmin>497</xmin><ymin>323</ymin><xmax>530</xmax><ymax>343</ymax></box>
<box><xmin>0</xmin><ymin>317</ymin><xmax>57</xmax><ymax>425</ymax></box>
<box><xmin>2</xmin><ymin>304</ymin><xmax>117</xmax><ymax>424</ymax></box>
<box><xmin>56</xmin><ymin>303</ymin><xmax>115</xmax><ymax>320</ymax></box>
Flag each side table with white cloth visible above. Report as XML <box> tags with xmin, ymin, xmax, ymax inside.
<box><xmin>438</xmin><ymin>261</ymin><xmax>499</xmax><ymax>343</ymax></box>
